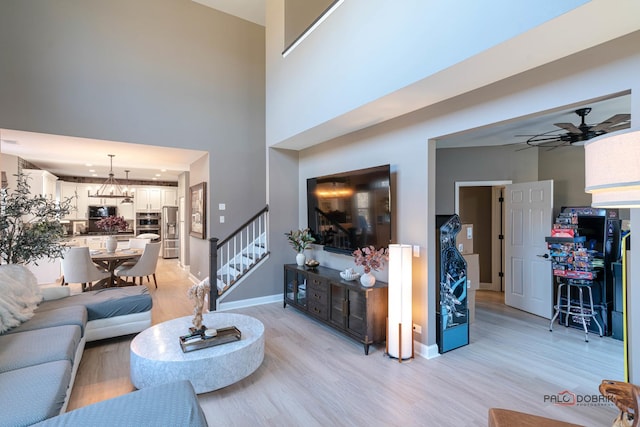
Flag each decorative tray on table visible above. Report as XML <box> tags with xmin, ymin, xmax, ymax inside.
<box><xmin>179</xmin><ymin>326</ymin><xmax>241</xmax><ymax>353</ymax></box>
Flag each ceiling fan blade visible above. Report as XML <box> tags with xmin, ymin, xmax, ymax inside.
<box><xmin>526</xmin><ymin>136</ymin><xmax>563</xmax><ymax>143</ymax></box>
<box><xmin>603</xmin><ymin>122</ymin><xmax>631</xmax><ymax>133</ymax></box>
<box><xmin>554</xmin><ymin>122</ymin><xmax>582</xmax><ymax>134</ymax></box>
<box><xmin>590</xmin><ymin>114</ymin><xmax>631</xmax><ymax>132</ymax></box>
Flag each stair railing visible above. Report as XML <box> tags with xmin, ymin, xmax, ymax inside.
<box><xmin>209</xmin><ymin>205</ymin><xmax>269</xmax><ymax>310</ymax></box>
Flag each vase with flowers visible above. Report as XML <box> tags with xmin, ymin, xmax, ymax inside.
<box><xmin>285</xmin><ymin>228</ymin><xmax>315</xmax><ymax>266</ymax></box>
<box><xmin>353</xmin><ymin>245</ymin><xmax>389</xmax><ymax>287</ymax></box>
<box><xmin>95</xmin><ymin>215</ymin><xmax>128</xmax><ymax>253</ymax></box>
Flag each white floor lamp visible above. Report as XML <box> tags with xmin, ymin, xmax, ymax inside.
<box><xmin>387</xmin><ymin>244</ymin><xmax>413</xmax><ymax>362</ymax></box>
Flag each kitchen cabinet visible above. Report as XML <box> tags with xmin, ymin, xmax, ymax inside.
<box><xmin>162</xmin><ymin>188</ymin><xmax>178</xmax><ymax>207</ymax></box>
<box><xmin>283</xmin><ymin>264</ymin><xmax>388</xmax><ymax>354</ymax></box>
<box><xmin>23</xmin><ymin>169</ymin><xmax>57</xmax><ymax>200</ymax></box>
<box><xmin>135</xmin><ymin>187</ymin><xmax>162</xmax><ymax>211</ymax></box>
<box><xmin>59</xmin><ymin>182</ymin><xmax>89</xmax><ymax>220</ymax></box>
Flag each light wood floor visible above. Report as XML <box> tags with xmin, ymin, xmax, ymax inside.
<box><xmin>69</xmin><ymin>260</ymin><xmax>624</xmax><ymax>426</ymax></box>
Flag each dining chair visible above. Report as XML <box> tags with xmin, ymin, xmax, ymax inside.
<box><xmin>61</xmin><ymin>246</ymin><xmax>110</xmax><ymax>292</ymax></box>
<box><xmin>136</xmin><ymin>233</ymin><xmax>160</xmax><ymax>241</ymax></box>
<box><xmin>118</xmin><ymin>238</ymin><xmax>152</xmax><ymax>270</ymax></box>
<box><xmin>128</xmin><ymin>237</ymin><xmax>151</xmax><ymax>249</ymax></box>
<box><xmin>115</xmin><ymin>242</ymin><xmax>161</xmax><ymax>288</ymax></box>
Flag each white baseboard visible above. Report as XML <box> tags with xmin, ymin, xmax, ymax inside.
<box><xmin>413</xmin><ymin>341</ymin><xmax>440</xmax><ymax>359</ymax></box>
<box><xmin>187</xmin><ymin>273</ymin><xmax>202</xmax><ymax>284</ymax></box>
<box><xmin>217</xmin><ymin>294</ymin><xmax>282</xmax><ymax>311</ymax></box>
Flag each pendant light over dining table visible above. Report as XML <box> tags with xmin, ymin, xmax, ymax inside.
<box><xmin>87</xmin><ymin>154</ymin><xmax>134</xmax><ymax>204</ymax></box>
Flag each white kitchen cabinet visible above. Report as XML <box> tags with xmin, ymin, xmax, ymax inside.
<box><xmin>23</xmin><ymin>169</ymin><xmax>58</xmax><ymax>200</ymax></box>
<box><xmin>135</xmin><ymin>187</ymin><xmax>162</xmax><ymax>211</ymax></box>
<box><xmin>27</xmin><ymin>259</ymin><xmax>62</xmax><ymax>285</ymax></box>
<box><xmin>162</xmin><ymin>188</ymin><xmax>178</xmax><ymax>207</ymax></box>
<box><xmin>59</xmin><ymin>182</ymin><xmax>89</xmax><ymax>220</ymax></box>
<box><xmin>86</xmin><ymin>236</ymin><xmax>105</xmax><ymax>250</ymax></box>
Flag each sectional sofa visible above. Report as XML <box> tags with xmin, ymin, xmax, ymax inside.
<box><xmin>0</xmin><ymin>264</ymin><xmax>206</xmax><ymax>426</ymax></box>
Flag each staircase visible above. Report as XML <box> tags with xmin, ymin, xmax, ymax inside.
<box><xmin>209</xmin><ymin>205</ymin><xmax>269</xmax><ymax>310</ymax></box>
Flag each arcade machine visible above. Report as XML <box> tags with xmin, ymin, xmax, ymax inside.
<box><xmin>435</xmin><ymin>214</ymin><xmax>469</xmax><ymax>353</ymax></box>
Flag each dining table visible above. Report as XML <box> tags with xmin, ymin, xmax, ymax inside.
<box><xmin>90</xmin><ymin>248</ymin><xmax>143</xmax><ymax>288</ymax></box>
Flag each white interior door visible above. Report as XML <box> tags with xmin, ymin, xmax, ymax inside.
<box><xmin>504</xmin><ymin>180</ymin><xmax>553</xmax><ymax>319</ymax></box>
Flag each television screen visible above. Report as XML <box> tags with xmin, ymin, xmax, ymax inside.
<box><xmin>307</xmin><ymin>165</ymin><xmax>391</xmax><ymax>255</ymax></box>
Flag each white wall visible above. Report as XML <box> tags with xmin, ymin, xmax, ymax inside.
<box><xmin>266</xmin><ymin>0</ymin><xmax>640</xmax><ymax>148</ymax></box>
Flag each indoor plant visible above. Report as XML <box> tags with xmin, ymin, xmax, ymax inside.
<box><xmin>0</xmin><ymin>173</ymin><xmax>73</xmax><ymax>265</ymax></box>
<box><xmin>95</xmin><ymin>215</ymin><xmax>128</xmax><ymax>253</ymax></box>
<box><xmin>353</xmin><ymin>245</ymin><xmax>389</xmax><ymax>287</ymax></box>
<box><xmin>285</xmin><ymin>228</ymin><xmax>315</xmax><ymax>266</ymax></box>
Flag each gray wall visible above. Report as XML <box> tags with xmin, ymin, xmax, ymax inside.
<box><xmin>436</xmin><ymin>145</ymin><xmax>539</xmax><ymax>214</ymax></box>
<box><xmin>0</xmin><ymin>0</ymin><xmax>266</xmax><ymax>282</ymax></box>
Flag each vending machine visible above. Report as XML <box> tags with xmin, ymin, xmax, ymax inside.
<box><xmin>435</xmin><ymin>214</ymin><xmax>469</xmax><ymax>353</ymax></box>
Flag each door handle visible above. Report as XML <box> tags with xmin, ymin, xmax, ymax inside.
<box><xmin>537</xmin><ymin>253</ymin><xmax>550</xmax><ymax>259</ymax></box>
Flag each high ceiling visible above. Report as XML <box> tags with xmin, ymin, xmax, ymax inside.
<box><xmin>0</xmin><ymin>3</ymin><xmax>632</xmax><ymax>182</ymax></box>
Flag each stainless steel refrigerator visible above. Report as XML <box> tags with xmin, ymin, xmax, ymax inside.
<box><xmin>162</xmin><ymin>206</ymin><xmax>179</xmax><ymax>259</ymax></box>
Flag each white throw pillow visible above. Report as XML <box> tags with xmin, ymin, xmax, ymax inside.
<box><xmin>0</xmin><ymin>265</ymin><xmax>43</xmax><ymax>333</ymax></box>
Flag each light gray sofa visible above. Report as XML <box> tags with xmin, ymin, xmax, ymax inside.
<box><xmin>0</xmin><ymin>264</ymin><xmax>200</xmax><ymax>427</ymax></box>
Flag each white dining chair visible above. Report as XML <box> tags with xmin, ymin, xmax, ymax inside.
<box><xmin>128</xmin><ymin>238</ymin><xmax>151</xmax><ymax>249</ymax></box>
<box><xmin>61</xmin><ymin>247</ymin><xmax>110</xmax><ymax>292</ymax></box>
<box><xmin>115</xmin><ymin>242</ymin><xmax>161</xmax><ymax>288</ymax></box>
<box><xmin>118</xmin><ymin>238</ymin><xmax>152</xmax><ymax>269</ymax></box>
<box><xmin>136</xmin><ymin>233</ymin><xmax>160</xmax><ymax>241</ymax></box>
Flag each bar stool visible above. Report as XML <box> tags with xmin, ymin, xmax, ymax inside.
<box><xmin>549</xmin><ymin>278</ymin><xmax>603</xmax><ymax>342</ymax></box>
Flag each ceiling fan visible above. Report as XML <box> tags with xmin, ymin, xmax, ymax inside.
<box><xmin>516</xmin><ymin>107</ymin><xmax>631</xmax><ymax>149</ymax></box>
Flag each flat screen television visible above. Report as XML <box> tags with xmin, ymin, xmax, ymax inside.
<box><xmin>307</xmin><ymin>164</ymin><xmax>391</xmax><ymax>255</ymax></box>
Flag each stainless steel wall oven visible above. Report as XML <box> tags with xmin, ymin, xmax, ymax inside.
<box><xmin>136</xmin><ymin>212</ymin><xmax>161</xmax><ymax>238</ymax></box>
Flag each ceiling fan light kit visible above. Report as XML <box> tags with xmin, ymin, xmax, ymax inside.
<box><xmin>518</xmin><ymin>107</ymin><xmax>631</xmax><ymax>149</ymax></box>
<box><xmin>87</xmin><ymin>154</ymin><xmax>135</xmax><ymax>204</ymax></box>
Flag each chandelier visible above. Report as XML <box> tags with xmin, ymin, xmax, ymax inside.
<box><xmin>88</xmin><ymin>154</ymin><xmax>135</xmax><ymax>204</ymax></box>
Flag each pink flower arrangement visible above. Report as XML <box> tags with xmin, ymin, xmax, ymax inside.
<box><xmin>353</xmin><ymin>245</ymin><xmax>389</xmax><ymax>274</ymax></box>
<box><xmin>95</xmin><ymin>215</ymin><xmax>128</xmax><ymax>234</ymax></box>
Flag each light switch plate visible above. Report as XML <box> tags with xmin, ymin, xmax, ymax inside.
<box><xmin>467</xmin><ymin>226</ymin><xmax>473</xmax><ymax>240</ymax></box>
<box><xmin>458</xmin><ymin>243</ymin><xmax>464</xmax><ymax>252</ymax></box>
<box><xmin>218</xmin><ymin>203</ymin><xmax>226</xmax><ymax>210</ymax></box>
<box><xmin>413</xmin><ymin>245</ymin><xmax>420</xmax><ymax>257</ymax></box>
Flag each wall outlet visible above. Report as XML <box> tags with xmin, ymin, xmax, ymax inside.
<box><xmin>220</xmin><ymin>215</ymin><xmax>225</xmax><ymax>223</ymax></box>
<box><xmin>413</xmin><ymin>324</ymin><xmax>422</xmax><ymax>334</ymax></box>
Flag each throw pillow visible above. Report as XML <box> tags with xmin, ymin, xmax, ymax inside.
<box><xmin>0</xmin><ymin>265</ymin><xmax>43</xmax><ymax>333</ymax></box>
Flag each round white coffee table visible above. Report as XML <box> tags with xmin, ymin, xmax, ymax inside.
<box><xmin>130</xmin><ymin>312</ymin><xmax>264</xmax><ymax>393</ymax></box>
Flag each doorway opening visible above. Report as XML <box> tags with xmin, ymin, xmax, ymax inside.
<box><xmin>455</xmin><ymin>180</ymin><xmax>510</xmax><ymax>293</ymax></box>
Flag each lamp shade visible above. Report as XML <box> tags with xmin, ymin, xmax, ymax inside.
<box><xmin>387</xmin><ymin>244</ymin><xmax>412</xmax><ymax>360</ymax></box>
<box><xmin>585</xmin><ymin>129</ymin><xmax>640</xmax><ymax>208</ymax></box>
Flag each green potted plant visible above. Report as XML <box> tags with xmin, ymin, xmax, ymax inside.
<box><xmin>0</xmin><ymin>173</ymin><xmax>73</xmax><ymax>265</ymax></box>
<box><xmin>284</xmin><ymin>228</ymin><xmax>315</xmax><ymax>266</ymax></box>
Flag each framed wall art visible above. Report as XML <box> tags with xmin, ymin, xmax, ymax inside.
<box><xmin>189</xmin><ymin>182</ymin><xmax>206</xmax><ymax>239</ymax></box>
